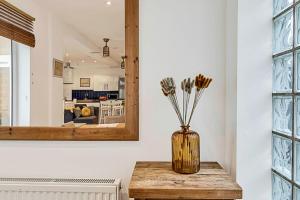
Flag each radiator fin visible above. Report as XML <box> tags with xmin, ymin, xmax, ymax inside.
<box><xmin>0</xmin><ymin>178</ymin><xmax>116</xmax><ymax>184</ymax></box>
<box><xmin>0</xmin><ymin>191</ymin><xmax>117</xmax><ymax>200</ymax></box>
<box><xmin>0</xmin><ymin>178</ymin><xmax>120</xmax><ymax>200</ymax></box>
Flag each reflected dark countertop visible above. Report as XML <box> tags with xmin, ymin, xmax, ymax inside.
<box><xmin>64</xmin><ymin>99</ymin><xmax>100</xmax><ymax>103</ymax></box>
<box><xmin>65</xmin><ymin>99</ymin><xmax>125</xmax><ymax>104</ymax></box>
<box><xmin>76</xmin><ymin>100</ymin><xmax>100</xmax><ymax>103</ymax></box>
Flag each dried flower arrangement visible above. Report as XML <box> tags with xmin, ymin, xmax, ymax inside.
<box><xmin>160</xmin><ymin>74</ymin><xmax>212</xmax><ymax>127</ymax></box>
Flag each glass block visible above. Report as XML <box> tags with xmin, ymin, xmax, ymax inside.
<box><xmin>295</xmin><ymin>142</ymin><xmax>300</xmax><ymax>184</ymax></box>
<box><xmin>273</xmin><ymin>53</ymin><xmax>293</xmax><ymax>93</ymax></box>
<box><xmin>272</xmin><ymin>134</ymin><xmax>292</xmax><ymax>179</ymax></box>
<box><xmin>296</xmin><ymin>4</ymin><xmax>300</xmax><ymax>46</ymax></box>
<box><xmin>273</xmin><ymin>10</ymin><xmax>293</xmax><ymax>54</ymax></box>
<box><xmin>295</xmin><ymin>187</ymin><xmax>300</xmax><ymax>200</ymax></box>
<box><xmin>272</xmin><ymin>173</ymin><xmax>292</xmax><ymax>200</ymax></box>
<box><xmin>296</xmin><ymin>96</ymin><xmax>300</xmax><ymax>137</ymax></box>
<box><xmin>273</xmin><ymin>96</ymin><xmax>293</xmax><ymax>135</ymax></box>
<box><xmin>296</xmin><ymin>50</ymin><xmax>300</xmax><ymax>91</ymax></box>
<box><xmin>273</xmin><ymin>0</ymin><xmax>293</xmax><ymax>16</ymax></box>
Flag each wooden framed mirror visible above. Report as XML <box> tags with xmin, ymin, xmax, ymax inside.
<box><xmin>0</xmin><ymin>0</ymin><xmax>139</xmax><ymax>141</ymax></box>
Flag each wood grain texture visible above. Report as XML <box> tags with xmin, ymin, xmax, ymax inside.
<box><xmin>0</xmin><ymin>18</ymin><xmax>35</xmax><ymax>47</ymax></box>
<box><xmin>0</xmin><ymin>0</ymin><xmax>139</xmax><ymax>141</ymax></box>
<box><xmin>129</xmin><ymin>162</ymin><xmax>242</xmax><ymax>200</ymax></box>
<box><xmin>0</xmin><ymin>0</ymin><xmax>35</xmax><ymax>21</ymax></box>
<box><xmin>0</xmin><ymin>0</ymin><xmax>35</xmax><ymax>47</ymax></box>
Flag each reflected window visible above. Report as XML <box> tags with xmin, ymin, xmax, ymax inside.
<box><xmin>0</xmin><ymin>37</ymin><xmax>12</xmax><ymax>125</ymax></box>
<box><xmin>0</xmin><ymin>36</ymin><xmax>30</xmax><ymax>126</ymax></box>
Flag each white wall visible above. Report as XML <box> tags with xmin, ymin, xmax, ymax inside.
<box><xmin>224</xmin><ymin>0</ymin><xmax>273</xmax><ymax>198</ymax></box>
<box><xmin>235</xmin><ymin>0</ymin><xmax>272</xmax><ymax>199</ymax></box>
<box><xmin>0</xmin><ymin>0</ymin><xmax>226</xmax><ymax>198</ymax></box>
<box><xmin>224</xmin><ymin>0</ymin><xmax>238</xmax><ymax>179</ymax></box>
<box><xmin>49</xmin><ymin>16</ymin><xmax>65</xmax><ymax>126</ymax></box>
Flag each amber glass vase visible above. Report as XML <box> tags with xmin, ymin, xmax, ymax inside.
<box><xmin>172</xmin><ymin>126</ymin><xmax>200</xmax><ymax>174</ymax></box>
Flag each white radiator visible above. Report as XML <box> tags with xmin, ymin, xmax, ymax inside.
<box><xmin>0</xmin><ymin>178</ymin><xmax>121</xmax><ymax>200</ymax></box>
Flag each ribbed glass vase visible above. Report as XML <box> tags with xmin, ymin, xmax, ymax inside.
<box><xmin>172</xmin><ymin>126</ymin><xmax>200</xmax><ymax>174</ymax></box>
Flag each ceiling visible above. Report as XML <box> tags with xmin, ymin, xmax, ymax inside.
<box><xmin>34</xmin><ymin>0</ymin><xmax>125</xmax><ymax>67</ymax></box>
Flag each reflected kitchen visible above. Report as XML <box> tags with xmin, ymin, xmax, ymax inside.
<box><xmin>63</xmin><ymin>61</ymin><xmax>125</xmax><ymax>128</ymax></box>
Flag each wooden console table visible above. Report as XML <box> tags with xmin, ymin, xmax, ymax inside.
<box><xmin>129</xmin><ymin>162</ymin><xmax>242</xmax><ymax>200</ymax></box>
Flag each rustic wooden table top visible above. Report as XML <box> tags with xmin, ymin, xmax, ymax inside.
<box><xmin>129</xmin><ymin>162</ymin><xmax>242</xmax><ymax>200</ymax></box>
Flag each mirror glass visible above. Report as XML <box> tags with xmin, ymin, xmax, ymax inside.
<box><xmin>0</xmin><ymin>0</ymin><xmax>125</xmax><ymax>129</ymax></box>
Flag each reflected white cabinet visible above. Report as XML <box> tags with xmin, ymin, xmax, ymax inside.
<box><xmin>93</xmin><ymin>75</ymin><xmax>107</xmax><ymax>91</ymax></box>
<box><xmin>93</xmin><ymin>75</ymin><xmax>118</xmax><ymax>91</ymax></box>
<box><xmin>108</xmin><ymin>77</ymin><xmax>119</xmax><ymax>91</ymax></box>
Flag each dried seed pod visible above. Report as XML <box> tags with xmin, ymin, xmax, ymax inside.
<box><xmin>170</xmin><ymin>77</ymin><xmax>176</xmax><ymax>88</ymax></box>
<box><xmin>195</xmin><ymin>75</ymin><xmax>202</xmax><ymax>91</ymax></box>
<box><xmin>181</xmin><ymin>78</ymin><xmax>194</xmax><ymax>94</ymax></box>
<box><xmin>203</xmin><ymin>78</ymin><xmax>211</xmax><ymax>88</ymax></box>
<box><xmin>206</xmin><ymin>78</ymin><xmax>213</xmax><ymax>88</ymax></box>
<box><xmin>161</xmin><ymin>74</ymin><xmax>212</xmax><ymax>127</ymax></box>
<box><xmin>187</xmin><ymin>78</ymin><xmax>191</xmax><ymax>92</ymax></box>
<box><xmin>199</xmin><ymin>77</ymin><xmax>205</xmax><ymax>89</ymax></box>
<box><xmin>195</xmin><ymin>76</ymin><xmax>199</xmax><ymax>86</ymax></box>
<box><xmin>161</xmin><ymin>88</ymin><xmax>168</xmax><ymax>96</ymax></box>
<box><xmin>161</xmin><ymin>78</ymin><xmax>177</xmax><ymax>96</ymax></box>
<box><xmin>181</xmin><ymin>79</ymin><xmax>185</xmax><ymax>91</ymax></box>
<box><xmin>184</xmin><ymin>79</ymin><xmax>188</xmax><ymax>92</ymax></box>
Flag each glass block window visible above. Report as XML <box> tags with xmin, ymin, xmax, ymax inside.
<box><xmin>273</xmin><ymin>134</ymin><xmax>292</xmax><ymax>179</ymax></box>
<box><xmin>273</xmin><ymin>172</ymin><xmax>293</xmax><ymax>199</ymax></box>
<box><xmin>273</xmin><ymin>53</ymin><xmax>293</xmax><ymax>93</ymax></box>
<box><xmin>274</xmin><ymin>0</ymin><xmax>293</xmax><ymax>16</ymax></box>
<box><xmin>273</xmin><ymin>96</ymin><xmax>293</xmax><ymax>135</ymax></box>
<box><xmin>272</xmin><ymin>1</ymin><xmax>300</xmax><ymax>199</ymax></box>
<box><xmin>295</xmin><ymin>186</ymin><xmax>300</xmax><ymax>199</ymax></box>
<box><xmin>273</xmin><ymin>10</ymin><xmax>293</xmax><ymax>54</ymax></box>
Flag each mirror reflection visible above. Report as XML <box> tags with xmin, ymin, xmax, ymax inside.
<box><xmin>0</xmin><ymin>0</ymin><xmax>125</xmax><ymax>128</ymax></box>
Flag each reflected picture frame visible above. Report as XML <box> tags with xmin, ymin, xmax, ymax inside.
<box><xmin>53</xmin><ymin>58</ymin><xmax>63</xmax><ymax>78</ymax></box>
<box><xmin>80</xmin><ymin>78</ymin><xmax>90</xmax><ymax>87</ymax></box>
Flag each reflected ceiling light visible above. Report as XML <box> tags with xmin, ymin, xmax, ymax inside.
<box><xmin>103</xmin><ymin>38</ymin><xmax>110</xmax><ymax>57</ymax></box>
<box><xmin>94</xmin><ymin>60</ymin><xmax>97</xmax><ymax>63</ymax></box>
<box><xmin>106</xmin><ymin>1</ymin><xmax>112</xmax><ymax>6</ymax></box>
<box><xmin>65</xmin><ymin>62</ymin><xmax>73</xmax><ymax>69</ymax></box>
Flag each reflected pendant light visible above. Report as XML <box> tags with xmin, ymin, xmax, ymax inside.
<box><xmin>121</xmin><ymin>56</ymin><xmax>127</xmax><ymax>69</ymax></box>
<box><xmin>103</xmin><ymin>38</ymin><xmax>110</xmax><ymax>57</ymax></box>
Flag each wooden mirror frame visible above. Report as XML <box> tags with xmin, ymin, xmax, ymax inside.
<box><xmin>0</xmin><ymin>0</ymin><xmax>139</xmax><ymax>141</ymax></box>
